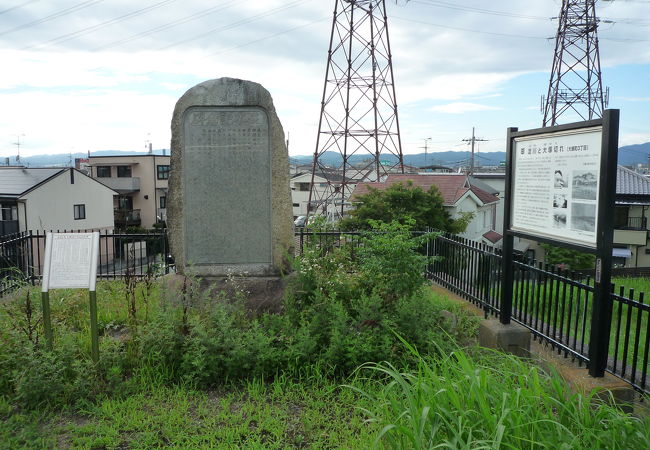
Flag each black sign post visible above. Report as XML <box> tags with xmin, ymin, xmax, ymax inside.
<box><xmin>502</xmin><ymin>109</ymin><xmax>619</xmax><ymax>377</ymax></box>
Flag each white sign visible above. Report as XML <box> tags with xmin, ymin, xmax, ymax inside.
<box><xmin>511</xmin><ymin>126</ymin><xmax>602</xmax><ymax>247</ymax></box>
<box><xmin>41</xmin><ymin>232</ymin><xmax>100</xmax><ymax>292</ymax></box>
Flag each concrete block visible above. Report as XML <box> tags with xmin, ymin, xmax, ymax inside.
<box><xmin>479</xmin><ymin>319</ymin><xmax>530</xmax><ymax>358</ymax></box>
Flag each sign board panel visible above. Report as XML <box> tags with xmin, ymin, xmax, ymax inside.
<box><xmin>42</xmin><ymin>232</ymin><xmax>100</xmax><ymax>292</ymax></box>
<box><xmin>510</xmin><ymin>126</ymin><xmax>602</xmax><ymax>248</ymax></box>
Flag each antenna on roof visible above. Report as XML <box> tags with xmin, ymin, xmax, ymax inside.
<box><xmin>12</xmin><ymin>134</ymin><xmax>25</xmax><ymax>162</ymax></box>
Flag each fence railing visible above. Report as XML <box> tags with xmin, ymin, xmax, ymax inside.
<box><xmin>0</xmin><ymin>229</ymin><xmax>170</xmax><ymax>296</ymax></box>
<box><xmin>1</xmin><ymin>228</ymin><xmax>647</xmax><ymax>395</ymax></box>
<box><xmin>295</xmin><ymin>228</ymin><xmax>649</xmax><ymax>395</ymax></box>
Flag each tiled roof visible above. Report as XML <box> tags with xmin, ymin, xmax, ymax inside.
<box><xmin>0</xmin><ymin>167</ymin><xmax>63</xmax><ymax>197</ymax></box>
<box><xmin>617</xmin><ymin>166</ymin><xmax>650</xmax><ymax>196</ymax></box>
<box><xmin>471</xmin><ymin>185</ymin><xmax>500</xmax><ymax>205</ymax></box>
<box><xmin>351</xmin><ymin>174</ymin><xmax>499</xmax><ymax>206</ymax></box>
<box><xmin>483</xmin><ymin>230</ymin><xmax>503</xmax><ymax>244</ymax></box>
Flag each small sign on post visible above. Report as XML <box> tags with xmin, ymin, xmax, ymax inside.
<box><xmin>41</xmin><ymin>232</ymin><xmax>100</xmax><ymax>362</ymax></box>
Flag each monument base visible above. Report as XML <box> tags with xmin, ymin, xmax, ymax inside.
<box><xmin>163</xmin><ymin>273</ymin><xmax>294</xmax><ymax>314</ymax></box>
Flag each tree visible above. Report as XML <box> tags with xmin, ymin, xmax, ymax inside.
<box><xmin>340</xmin><ymin>181</ymin><xmax>471</xmax><ymax>232</ymax></box>
<box><xmin>540</xmin><ymin>243</ymin><xmax>595</xmax><ymax>270</ymax></box>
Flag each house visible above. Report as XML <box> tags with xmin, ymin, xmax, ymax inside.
<box><xmin>88</xmin><ymin>154</ymin><xmax>170</xmax><ymax>229</ymax></box>
<box><xmin>612</xmin><ymin>166</ymin><xmax>650</xmax><ymax>267</ymax></box>
<box><xmin>291</xmin><ymin>163</ymin><xmax>421</xmax><ymax>220</ymax></box>
<box><xmin>351</xmin><ymin>173</ymin><xmax>501</xmax><ymax>245</ymax></box>
<box><xmin>0</xmin><ymin>167</ymin><xmax>116</xmax><ymax>237</ymax></box>
<box><xmin>290</xmin><ymin>167</ymin><xmax>380</xmax><ymax>219</ymax></box>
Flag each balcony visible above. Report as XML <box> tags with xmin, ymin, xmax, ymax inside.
<box><xmin>100</xmin><ymin>177</ymin><xmax>141</xmax><ymax>193</ymax></box>
<box><xmin>114</xmin><ymin>209</ymin><xmax>141</xmax><ymax>227</ymax></box>
<box><xmin>615</xmin><ymin>216</ymin><xmax>647</xmax><ymax>231</ymax></box>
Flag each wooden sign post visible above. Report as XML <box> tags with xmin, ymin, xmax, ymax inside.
<box><xmin>41</xmin><ymin>232</ymin><xmax>100</xmax><ymax>362</ymax></box>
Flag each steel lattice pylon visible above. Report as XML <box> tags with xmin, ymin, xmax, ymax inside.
<box><xmin>542</xmin><ymin>0</ymin><xmax>608</xmax><ymax>127</ymax></box>
<box><xmin>308</xmin><ymin>0</ymin><xmax>404</xmax><ymax>221</ymax></box>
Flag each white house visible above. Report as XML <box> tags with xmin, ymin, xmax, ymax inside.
<box><xmin>0</xmin><ymin>167</ymin><xmax>116</xmax><ymax>236</ymax></box>
<box><xmin>351</xmin><ymin>173</ymin><xmax>502</xmax><ymax>245</ymax></box>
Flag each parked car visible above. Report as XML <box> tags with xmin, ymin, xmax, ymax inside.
<box><xmin>294</xmin><ymin>215</ymin><xmax>307</xmax><ymax>227</ymax></box>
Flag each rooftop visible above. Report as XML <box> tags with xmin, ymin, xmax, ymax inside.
<box><xmin>0</xmin><ymin>167</ymin><xmax>63</xmax><ymax>197</ymax></box>
<box><xmin>352</xmin><ymin>174</ymin><xmax>500</xmax><ymax>206</ymax></box>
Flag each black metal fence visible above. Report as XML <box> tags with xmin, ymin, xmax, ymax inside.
<box><xmin>296</xmin><ymin>229</ymin><xmax>649</xmax><ymax>395</ymax></box>
<box><xmin>0</xmin><ymin>229</ymin><xmax>170</xmax><ymax>296</ymax></box>
<box><xmin>1</xmin><ymin>228</ymin><xmax>647</xmax><ymax>395</ymax></box>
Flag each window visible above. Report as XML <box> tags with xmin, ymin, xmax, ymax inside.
<box><xmin>157</xmin><ymin>165</ymin><xmax>170</xmax><ymax>180</ymax></box>
<box><xmin>117</xmin><ymin>166</ymin><xmax>132</xmax><ymax>177</ymax></box>
<box><xmin>96</xmin><ymin>166</ymin><xmax>111</xmax><ymax>177</ymax></box>
<box><xmin>298</xmin><ymin>182</ymin><xmax>310</xmax><ymax>192</ymax></box>
<box><xmin>1</xmin><ymin>205</ymin><xmax>17</xmax><ymax>221</ymax></box>
<box><xmin>118</xmin><ymin>196</ymin><xmax>133</xmax><ymax>210</ymax></box>
<box><xmin>292</xmin><ymin>203</ymin><xmax>299</xmax><ymax>207</ymax></box>
<box><xmin>159</xmin><ymin>196</ymin><xmax>167</xmax><ymax>209</ymax></box>
<box><xmin>525</xmin><ymin>249</ymin><xmax>535</xmax><ymax>263</ymax></box>
<box><xmin>74</xmin><ymin>204</ymin><xmax>86</xmax><ymax>220</ymax></box>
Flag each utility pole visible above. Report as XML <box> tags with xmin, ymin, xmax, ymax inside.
<box><xmin>419</xmin><ymin>137</ymin><xmax>432</xmax><ymax>167</ymax></box>
<box><xmin>462</xmin><ymin>127</ymin><xmax>487</xmax><ymax>174</ymax></box>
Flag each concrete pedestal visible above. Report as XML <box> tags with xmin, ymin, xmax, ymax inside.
<box><xmin>479</xmin><ymin>319</ymin><xmax>531</xmax><ymax>358</ymax></box>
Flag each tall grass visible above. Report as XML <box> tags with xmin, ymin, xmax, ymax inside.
<box><xmin>352</xmin><ymin>338</ymin><xmax>649</xmax><ymax>449</ymax></box>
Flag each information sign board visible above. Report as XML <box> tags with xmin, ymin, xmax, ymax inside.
<box><xmin>42</xmin><ymin>232</ymin><xmax>99</xmax><ymax>292</ymax></box>
<box><xmin>511</xmin><ymin>127</ymin><xmax>602</xmax><ymax>248</ymax></box>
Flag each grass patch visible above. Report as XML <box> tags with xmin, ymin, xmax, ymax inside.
<box><xmin>0</xmin><ymin>373</ymin><xmax>378</xmax><ymax>449</ymax></box>
<box><xmin>353</xmin><ymin>342</ymin><xmax>650</xmax><ymax>449</ymax></box>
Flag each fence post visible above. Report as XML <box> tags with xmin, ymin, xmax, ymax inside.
<box><xmin>500</xmin><ymin>233</ymin><xmax>514</xmax><ymax>324</ymax></box>
<box><xmin>587</xmin><ymin>109</ymin><xmax>619</xmax><ymax>377</ymax></box>
<box><xmin>299</xmin><ymin>227</ymin><xmax>304</xmax><ymax>255</ymax></box>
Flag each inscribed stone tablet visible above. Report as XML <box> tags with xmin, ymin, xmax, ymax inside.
<box><xmin>183</xmin><ymin>106</ymin><xmax>272</xmax><ymax>265</ymax></box>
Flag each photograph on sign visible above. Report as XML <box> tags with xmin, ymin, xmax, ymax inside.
<box><xmin>42</xmin><ymin>233</ymin><xmax>100</xmax><ymax>291</ymax></box>
<box><xmin>510</xmin><ymin>127</ymin><xmax>602</xmax><ymax>247</ymax></box>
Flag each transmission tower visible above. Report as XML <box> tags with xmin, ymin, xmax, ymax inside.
<box><xmin>308</xmin><ymin>0</ymin><xmax>405</xmax><ymax>221</ymax></box>
<box><xmin>542</xmin><ymin>0</ymin><xmax>608</xmax><ymax>127</ymax></box>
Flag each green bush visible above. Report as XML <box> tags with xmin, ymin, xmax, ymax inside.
<box><xmin>0</xmin><ymin>221</ymin><xmax>472</xmax><ymax>409</ymax></box>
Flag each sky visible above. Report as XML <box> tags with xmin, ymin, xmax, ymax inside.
<box><xmin>1</xmin><ymin>0</ymin><xmax>650</xmax><ymax>160</ymax></box>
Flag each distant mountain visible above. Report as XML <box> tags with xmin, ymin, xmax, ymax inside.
<box><xmin>7</xmin><ymin>142</ymin><xmax>650</xmax><ymax>169</ymax></box>
<box><xmin>2</xmin><ymin>149</ymin><xmax>170</xmax><ymax>167</ymax></box>
<box><xmin>292</xmin><ymin>142</ymin><xmax>650</xmax><ymax>169</ymax></box>
<box><xmin>618</xmin><ymin>142</ymin><xmax>650</xmax><ymax>167</ymax></box>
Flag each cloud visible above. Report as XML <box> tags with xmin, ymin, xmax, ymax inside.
<box><xmin>615</xmin><ymin>97</ymin><xmax>650</xmax><ymax>102</ymax></box>
<box><xmin>429</xmin><ymin>102</ymin><xmax>502</xmax><ymax>114</ymax></box>
<box><xmin>1</xmin><ymin>0</ymin><xmax>649</xmax><ymax>159</ymax></box>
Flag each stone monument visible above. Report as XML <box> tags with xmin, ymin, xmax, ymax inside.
<box><xmin>168</xmin><ymin>78</ymin><xmax>293</xmax><ymax>280</ymax></box>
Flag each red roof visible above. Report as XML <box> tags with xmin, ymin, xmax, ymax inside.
<box><xmin>352</xmin><ymin>174</ymin><xmax>499</xmax><ymax>206</ymax></box>
<box><xmin>482</xmin><ymin>230</ymin><xmax>503</xmax><ymax>244</ymax></box>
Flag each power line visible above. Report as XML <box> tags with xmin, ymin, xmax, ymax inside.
<box><xmin>0</xmin><ymin>0</ymin><xmax>41</xmax><ymax>16</ymax></box>
<box><xmin>206</xmin><ymin>15</ymin><xmax>328</xmax><ymax>57</ymax></box>
<box><xmin>93</xmin><ymin>0</ymin><xmax>239</xmax><ymax>51</ymax></box>
<box><xmin>159</xmin><ymin>0</ymin><xmax>310</xmax><ymax>51</ymax></box>
<box><xmin>25</xmin><ymin>0</ymin><xmax>180</xmax><ymax>49</ymax></box>
<box><xmin>392</xmin><ymin>14</ymin><xmax>650</xmax><ymax>42</ymax></box>
<box><xmin>0</xmin><ymin>0</ymin><xmax>105</xmax><ymax>37</ymax></box>
<box><xmin>392</xmin><ymin>15</ymin><xmax>548</xmax><ymax>40</ymax></box>
<box><xmin>412</xmin><ymin>0</ymin><xmax>552</xmax><ymax>21</ymax></box>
